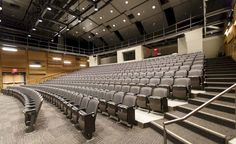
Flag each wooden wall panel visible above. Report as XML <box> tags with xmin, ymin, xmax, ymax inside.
<box><xmin>1</xmin><ymin>49</ymin><xmax>27</xmax><ymax>68</ymax></box>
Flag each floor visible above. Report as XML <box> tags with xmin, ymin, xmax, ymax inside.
<box><xmin>0</xmin><ymin>94</ymin><xmax>173</xmax><ymax>144</ymax></box>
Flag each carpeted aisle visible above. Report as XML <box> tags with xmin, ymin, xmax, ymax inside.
<box><xmin>0</xmin><ymin>94</ymin><xmax>170</xmax><ymax>144</ymax></box>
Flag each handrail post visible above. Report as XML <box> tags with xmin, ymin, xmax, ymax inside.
<box><xmin>163</xmin><ymin>123</ymin><xmax>167</xmax><ymax>144</ymax></box>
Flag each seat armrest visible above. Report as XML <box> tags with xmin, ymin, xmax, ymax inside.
<box><xmin>137</xmin><ymin>94</ymin><xmax>148</xmax><ymax>98</ymax></box>
<box><xmin>173</xmin><ymin>85</ymin><xmax>187</xmax><ymax>88</ymax></box>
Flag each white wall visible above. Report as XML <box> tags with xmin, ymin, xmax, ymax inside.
<box><xmin>203</xmin><ymin>35</ymin><xmax>224</xmax><ymax>58</ymax></box>
<box><xmin>89</xmin><ymin>55</ymin><xmax>99</xmax><ymax>67</ymax></box>
<box><xmin>178</xmin><ymin>37</ymin><xmax>187</xmax><ymax>54</ymax></box>
<box><xmin>100</xmin><ymin>56</ymin><xmax>117</xmax><ymax>64</ymax></box>
<box><xmin>178</xmin><ymin>28</ymin><xmax>203</xmax><ymax>54</ymax></box>
<box><xmin>117</xmin><ymin>45</ymin><xmax>145</xmax><ymax>63</ymax></box>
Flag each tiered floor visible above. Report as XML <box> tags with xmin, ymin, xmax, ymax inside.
<box><xmin>0</xmin><ymin>94</ymin><xmax>172</xmax><ymax>144</ymax></box>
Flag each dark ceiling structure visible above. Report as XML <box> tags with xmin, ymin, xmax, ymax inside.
<box><xmin>0</xmin><ymin>0</ymin><xmax>233</xmax><ymax>55</ymax></box>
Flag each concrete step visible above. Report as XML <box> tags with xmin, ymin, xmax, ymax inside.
<box><xmin>176</xmin><ymin>104</ymin><xmax>236</xmax><ymax>128</ymax></box>
<box><xmin>205</xmin><ymin>86</ymin><xmax>235</xmax><ymax>93</ymax></box>
<box><xmin>204</xmin><ymin>82</ymin><xmax>235</xmax><ymax>87</ymax></box>
<box><xmin>188</xmin><ymin>97</ymin><xmax>235</xmax><ymax>114</ymax></box>
<box><xmin>205</xmin><ymin>74</ymin><xmax>236</xmax><ymax>78</ymax></box>
<box><xmin>197</xmin><ymin>92</ymin><xmax>235</xmax><ymax>103</ymax></box>
<box><xmin>165</xmin><ymin>111</ymin><xmax>234</xmax><ymax>143</ymax></box>
<box><xmin>205</xmin><ymin>78</ymin><xmax>236</xmax><ymax>82</ymax></box>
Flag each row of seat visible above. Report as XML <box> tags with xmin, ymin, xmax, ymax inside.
<box><xmin>25</xmin><ymin>85</ymin><xmax>99</xmax><ymax>139</ymax></box>
<box><xmin>2</xmin><ymin>87</ymin><xmax>43</xmax><ymax>132</ymax></box>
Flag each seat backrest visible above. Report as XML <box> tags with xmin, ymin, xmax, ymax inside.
<box><xmin>107</xmin><ymin>84</ymin><xmax>114</xmax><ymax>91</ymax></box>
<box><xmin>121</xmin><ymin>85</ymin><xmax>130</xmax><ymax>93</ymax></box>
<box><xmin>152</xmin><ymin>88</ymin><xmax>168</xmax><ymax>98</ymax></box>
<box><xmin>85</xmin><ymin>98</ymin><xmax>99</xmax><ymax>115</ymax></box>
<box><xmin>140</xmin><ymin>78</ymin><xmax>149</xmax><ymax>84</ymax></box>
<box><xmin>175</xmin><ymin>70</ymin><xmax>187</xmax><ymax>77</ymax></box>
<box><xmin>140</xmin><ymin>87</ymin><xmax>152</xmax><ymax>96</ymax></box>
<box><xmin>114</xmin><ymin>85</ymin><xmax>122</xmax><ymax>91</ymax></box>
<box><xmin>80</xmin><ymin>97</ymin><xmax>90</xmax><ymax>109</ymax></box>
<box><xmin>191</xmin><ymin>64</ymin><xmax>203</xmax><ymax>70</ymax></box>
<box><xmin>104</xmin><ymin>91</ymin><xmax>115</xmax><ymax>101</ymax></box>
<box><xmin>129</xmin><ymin>86</ymin><xmax>140</xmax><ymax>94</ymax></box>
<box><xmin>113</xmin><ymin>92</ymin><xmax>125</xmax><ymax>104</ymax></box>
<box><xmin>188</xmin><ymin>69</ymin><xmax>202</xmax><ymax>76</ymax></box>
<box><xmin>149</xmin><ymin>78</ymin><xmax>160</xmax><ymax>85</ymax></box>
<box><xmin>160</xmin><ymin>78</ymin><xmax>174</xmax><ymax>86</ymax></box>
<box><xmin>74</xmin><ymin>94</ymin><xmax>83</xmax><ymax>105</ymax></box>
<box><xmin>164</xmin><ymin>71</ymin><xmax>175</xmax><ymax>77</ymax></box>
<box><xmin>155</xmin><ymin>71</ymin><xmax>164</xmax><ymax>77</ymax></box>
<box><xmin>174</xmin><ymin>78</ymin><xmax>191</xmax><ymax>87</ymax></box>
<box><xmin>122</xmin><ymin>95</ymin><xmax>137</xmax><ymax>107</ymax></box>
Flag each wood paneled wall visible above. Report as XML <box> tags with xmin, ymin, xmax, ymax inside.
<box><xmin>224</xmin><ymin>4</ymin><xmax>236</xmax><ymax>60</ymax></box>
<box><xmin>0</xmin><ymin>48</ymin><xmax>88</xmax><ymax>88</ymax></box>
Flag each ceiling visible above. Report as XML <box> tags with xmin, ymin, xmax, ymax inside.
<box><xmin>0</xmin><ymin>0</ymin><xmax>233</xmax><ymax>49</ymax></box>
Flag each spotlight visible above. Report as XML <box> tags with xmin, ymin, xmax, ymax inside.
<box><xmin>47</xmin><ymin>7</ymin><xmax>52</xmax><ymax>11</ymax></box>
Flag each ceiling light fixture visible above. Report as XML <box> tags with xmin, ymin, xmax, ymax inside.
<box><xmin>0</xmin><ymin>19</ymin><xmax>1</xmax><ymax>23</ymax></box>
<box><xmin>38</xmin><ymin>19</ymin><xmax>42</xmax><ymax>23</ymax></box>
<box><xmin>95</xmin><ymin>32</ymin><xmax>98</xmax><ymax>35</ymax></box>
<box><xmin>152</xmin><ymin>5</ymin><xmax>156</xmax><ymax>9</ymax></box>
<box><xmin>51</xmin><ymin>39</ymin><xmax>54</xmax><ymax>42</ymax></box>
<box><xmin>94</xmin><ymin>4</ymin><xmax>98</xmax><ymax>11</ymax></box>
<box><xmin>88</xmin><ymin>36</ymin><xmax>91</xmax><ymax>39</ymax></box>
<box><xmin>137</xmin><ymin>12</ymin><xmax>141</xmax><ymax>16</ymax></box>
<box><xmin>90</xmin><ymin>23</ymin><xmax>92</xmax><ymax>25</ymax></box>
<box><xmin>123</xmin><ymin>19</ymin><xmax>126</xmax><ymax>22</ymax></box>
<box><xmin>2</xmin><ymin>47</ymin><xmax>18</xmax><ymax>52</ymax></box>
<box><xmin>66</xmin><ymin>28</ymin><xmax>70</xmax><ymax>31</ymax></box>
<box><xmin>58</xmin><ymin>34</ymin><xmax>61</xmax><ymax>37</ymax></box>
<box><xmin>125</xmin><ymin>1</ymin><xmax>129</xmax><ymax>4</ymax></box>
<box><xmin>100</xmin><ymin>16</ymin><xmax>103</xmax><ymax>20</ymax></box>
<box><xmin>78</xmin><ymin>17</ymin><xmax>82</xmax><ymax>23</ymax></box>
<box><xmin>103</xmin><ymin>29</ymin><xmax>106</xmax><ymax>32</ymax></box>
<box><xmin>28</xmin><ymin>34</ymin><xmax>31</xmax><ymax>37</ymax></box>
<box><xmin>83</xmin><ymin>27</ymin><xmax>85</xmax><ymax>29</ymax></box>
<box><xmin>82</xmin><ymin>7</ymin><xmax>85</xmax><ymax>10</ymax></box>
<box><xmin>110</xmin><ymin>10</ymin><xmax>113</xmax><ymax>13</ymax></box>
<box><xmin>112</xmin><ymin>24</ymin><xmax>116</xmax><ymax>27</ymax></box>
<box><xmin>0</xmin><ymin>6</ymin><xmax>2</xmax><ymax>11</ymax></box>
<box><xmin>47</xmin><ymin>7</ymin><xmax>52</xmax><ymax>11</ymax></box>
<box><xmin>76</xmin><ymin>31</ymin><xmax>78</xmax><ymax>34</ymax></box>
<box><xmin>80</xmin><ymin>64</ymin><xmax>86</xmax><ymax>67</ymax></box>
<box><xmin>32</xmin><ymin>28</ymin><xmax>36</xmax><ymax>31</ymax></box>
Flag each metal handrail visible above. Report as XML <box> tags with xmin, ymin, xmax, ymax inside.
<box><xmin>163</xmin><ymin>83</ymin><xmax>236</xmax><ymax>144</ymax></box>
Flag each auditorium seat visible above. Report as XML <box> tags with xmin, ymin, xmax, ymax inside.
<box><xmin>148</xmin><ymin>87</ymin><xmax>168</xmax><ymax>112</ymax></box>
<box><xmin>136</xmin><ymin>87</ymin><xmax>153</xmax><ymax>108</ymax></box>
<box><xmin>172</xmin><ymin>78</ymin><xmax>191</xmax><ymax>100</ymax></box>
<box><xmin>106</xmin><ymin>91</ymin><xmax>125</xmax><ymax>117</ymax></box>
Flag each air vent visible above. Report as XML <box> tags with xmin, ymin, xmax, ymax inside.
<box><xmin>128</xmin><ymin>14</ymin><xmax>135</xmax><ymax>20</ymax></box>
<box><xmin>106</xmin><ymin>25</ymin><xmax>111</xmax><ymax>30</ymax></box>
<box><xmin>9</xmin><ymin>3</ymin><xmax>21</xmax><ymax>9</ymax></box>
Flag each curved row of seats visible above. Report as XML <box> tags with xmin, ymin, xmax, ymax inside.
<box><xmin>2</xmin><ymin>87</ymin><xmax>43</xmax><ymax>132</ymax></box>
<box><xmin>25</xmin><ymin>85</ymin><xmax>99</xmax><ymax>139</ymax></box>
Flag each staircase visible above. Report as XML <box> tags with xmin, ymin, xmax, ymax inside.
<box><xmin>150</xmin><ymin>56</ymin><xmax>236</xmax><ymax>144</ymax></box>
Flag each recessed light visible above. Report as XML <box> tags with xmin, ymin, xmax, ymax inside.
<box><xmin>152</xmin><ymin>5</ymin><xmax>156</xmax><ymax>9</ymax></box>
<box><xmin>123</xmin><ymin>19</ymin><xmax>126</xmax><ymax>22</ymax></box>
<box><xmin>76</xmin><ymin>31</ymin><xmax>78</xmax><ymax>34</ymax></box>
<box><xmin>83</xmin><ymin>27</ymin><xmax>85</xmax><ymax>29</ymax></box>
<box><xmin>125</xmin><ymin>1</ymin><xmax>128</xmax><ymax>4</ymax></box>
<box><xmin>112</xmin><ymin>24</ymin><xmax>116</xmax><ymax>27</ymax></box>
<box><xmin>32</xmin><ymin>28</ymin><xmax>36</xmax><ymax>31</ymax></box>
<box><xmin>88</xmin><ymin>36</ymin><xmax>91</xmax><ymax>39</ymax></box>
<box><xmin>80</xmin><ymin>64</ymin><xmax>86</xmax><ymax>67</ymax></box>
<box><xmin>51</xmin><ymin>39</ymin><xmax>54</xmax><ymax>42</ymax></box>
<box><xmin>90</xmin><ymin>23</ymin><xmax>92</xmax><ymax>25</ymax></box>
<box><xmin>2</xmin><ymin>47</ymin><xmax>18</xmax><ymax>52</ymax></box>
<box><xmin>58</xmin><ymin>34</ymin><xmax>61</xmax><ymax>37</ymax></box>
<box><xmin>60</xmin><ymin>26</ymin><xmax>63</xmax><ymax>29</ymax></box>
<box><xmin>110</xmin><ymin>10</ymin><xmax>113</xmax><ymax>13</ymax></box>
<box><xmin>0</xmin><ymin>6</ymin><xmax>2</xmax><ymax>11</ymax></box>
<box><xmin>47</xmin><ymin>7</ymin><xmax>52</xmax><ymax>11</ymax></box>
<box><xmin>95</xmin><ymin>32</ymin><xmax>98</xmax><ymax>35</ymax></box>
<box><xmin>78</xmin><ymin>17</ymin><xmax>82</xmax><ymax>23</ymax></box>
<box><xmin>94</xmin><ymin>8</ymin><xmax>98</xmax><ymax>11</ymax></box>
<box><xmin>29</xmin><ymin>64</ymin><xmax>41</xmax><ymax>68</ymax></box>
<box><xmin>28</xmin><ymin>34</ymin><xmax>31</xmax><ymax>37</ymax></box>
<box><xmin>66</xmin><ymin>28</ymin><xmax>70</xmax><ymax>31</ymax></box>
<box><xmin>82</xmin><ymin>7</ymin><xmax>85</xmax><ymax>10</ymax></box>
<box><xmin>72</xmin><ymin>15</ymin><xmax>75</xmax><ymax>18</ymax></box>
<box><xmin>53</xmin><ymin>57</ymin><xmax>62</xmax><ymax>61</ymax></box>
<box><xmin>100</xmin><ymin>16</ymin><xmax>103</xmax><ymax>20</ymax></box>
<box><xmin>38</xmin><ymin>19</ymin><xmax>42</xmax><ymax>22</ymax></box>
<box><xmin>103</xmin><ymin>29</ymin><xmax>106</xmax><ymax>32</ymax></box>
<box><xmin>0</xmin><ymin>19</ymin><xmax>1</xmax><ymax>23</ymax></box>
<box><xmin>137</xmin><ymin>12</ymin><xmax>141</xmax><ymax>16</ymax></box>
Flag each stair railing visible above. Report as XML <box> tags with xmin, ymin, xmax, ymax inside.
<box><xmin>163</xmin><ymin>83</ymin><xmax>236</xmax><ymax>144</ymax></box>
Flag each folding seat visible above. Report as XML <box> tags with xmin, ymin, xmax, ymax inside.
<box><xmin>71</xmin><ymin>96</ymin><xmax>90</xmax><ymax>124</ymax></box>
<box><xmin>191</xmin><ymin>64</ymin><xmax>203</xmax><ymax>70</ymax></box>
<box><xmin>147</xmin><ymin>77</ymin><xmax>160</xmax><ymax>87</ymax></box>
<box><xmin>114</xmin><ymin>85</ymin><xmax>122</xmax><ymax>91</ymax></box>
<box><xmin>128</xmin><ymin>73</ymin><xmax>133</xmax><ymax>78</ymax></box>
<box><xmin>139</xmin><ymin>72</ymin><xmax>146</xmax><ymax>78</ymax></box>
<box><xmin>132</xmin><ymin>72</ymin><xmax>139</xmax><ymax>78</ymax></box>
<box><xmin>154</xmin><ymin>71</ymin><xmax>164</xmax><ymax>78</ymax></box>
<box><xmin>161</xmin><ymin>67</ymin><xmax>170</xmax><ymax>72</ymax></box>
<box><xmin>122</xmin><ymin>78</ymin><xmax>132</xmax><ymax>85</ymax></box>
<box><xmin>106</xmin><ymin>91</ymin><xmax>125</xmax><ymax>117</ymax></box>
<box><xmin>188</xmin><ymin>69</ymin><xmax>203</xmax><ymax>89</ymax></box>
<box><xmin>129</xmin><ymin>78</ymin><xmax>140</xmax><ymax>86</ymax></box>
<box><xmin>107</xmin><ymin>84</ymin><xmax>115</xmax><ymax>91</ymax></box>
<box><xmin>67</xmin><ymin>93</ymin><xmax>83</xmax><ymax>119</ymax></box>
<box><xmin>174</xmin><ymin>62</ymin><xmax>183</xmax><ymax>66</ymax></box>
<box><xmin>119</xmin><ymin>85</ymin><xmax>129</xmax><ymax>94</ymax></box>
<box><xmin>126</xmin><ymin>86</ymin><xmax>140</xmax><ymax>96</ymax></box>
<box><xmin>183</xmin><ymin>61</ymin><xmax>193</xmax><ymax>66</ymax></box>
<box><xmin>169</xmin><ymin>66</ymin><xmax>179</xmax><ymax>71</ymax></box>
<box><xmin>146</xmin><ymin>71</ymin><xmax>155</xmax><ymax>78</ymax></box>
<box><xmin>163</xmin><ymin>70</ymin><xmax>175</xmax><ymax>78</ymax></box>
<box><xmin>154</xmin><ymin>67</ymin><xmax>161</xmax><ymax>72</ymax></box>
<box><xmin>166</xmin><ymin>63</ymin><xmax>173</xmax><ymax>67</ymax></box>
<box><xmin>180</xmin><ymin>65</ymin><xmax>191</xmax><ymax>71</ymax></box>
<box><xmin>175</xmin><ymin>70</ymin><xmax>188</xmax><ymax>78</ymax></box>
<box><xmin>159</xmin><ymin>78</ymin><xmax>174</xmax><ymax>95</ymax></box>
<box><xmin>138</xmin><ymin>78</ymin><xmax>149</xmax><ymax>86</ymax></box>
<box><xmin>117</xmin><ymin>95</ymin><xmax>137</xmax><ymax>127</ymax></box>
<box><xmin>172</xmin><ymin>78</ymin><xmax>191</xmax><ymax>100</ymax></box>
<box><xmin>148</xmin><ymin>87</ymin><xmax>168</xmax><ymax>112</ymax></box>
<box><xmin>136</xmin><ymin>87</ymin><xmax>153</xmax><ymax>108</ymax></box>
<box><xmin>77</xmin><ymin>98</ymin><xmax>99</xmax><ymax>139</ymax></box>
<box><xmin>193</xmin><ymin>60</ymin><xmax>204</xmax><ymax>65</ymax></box>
